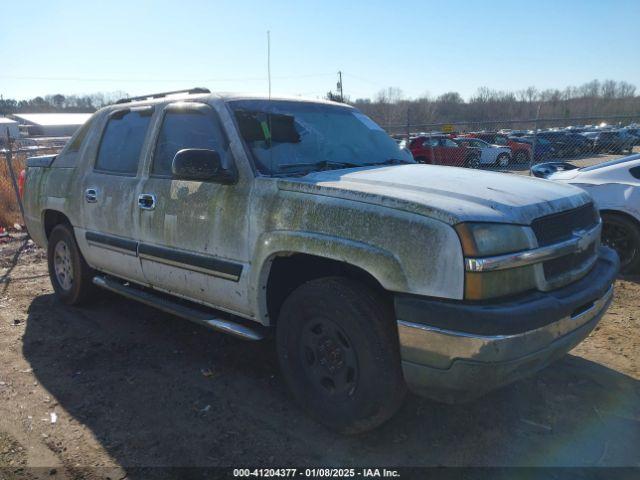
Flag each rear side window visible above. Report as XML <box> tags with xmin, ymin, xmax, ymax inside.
<box><xmin>152</xmin><ymin>109</ymin><xmax>228</xmax><ymax>177</ymax></box>
<box><xmin>66</xmin><ymin>117</ymin><xmax>94</xmax><ymax>154</ymax></box>
<box><xmin>95</xmin><ymin>110</ymin><xmax>152</xmax><ymax>174</ymax></box>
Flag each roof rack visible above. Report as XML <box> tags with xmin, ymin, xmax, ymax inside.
<box><xmin>115</xmin><ymin>87</ymin><xmax>211</xmax><ymax>104</ymax></box>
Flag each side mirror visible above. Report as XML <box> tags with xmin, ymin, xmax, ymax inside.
<box><xmin>171</xmin><ymin>148</ymin><xmax>236</xmax><ymax>183</ymax></box>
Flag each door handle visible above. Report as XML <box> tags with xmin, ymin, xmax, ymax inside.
<box><xmin>85</xmin><ymin>188</ymin><xmax>98</xmax><ymax>203</ymax></box>
<box><xmin>138</xmin><ymin>193</ymin><xmax>156</xmax><ymax>210</ymax></box>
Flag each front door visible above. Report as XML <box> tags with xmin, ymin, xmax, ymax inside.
<box><xmin>136</xmin><ymin>102</ymin><xmax>252</xmax><ymax>316</ymax></box>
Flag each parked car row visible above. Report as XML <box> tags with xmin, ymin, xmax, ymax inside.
<box><xmin>503</xmin><ymin>125</ymin><xmax>639</xmax><ymax>159</ymax></box>
<box><xmin>405</xmin><ymin>132</ymin><xmax>532</xmax><ymax>168</ymax></box>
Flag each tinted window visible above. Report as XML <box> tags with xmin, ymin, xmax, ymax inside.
<box><xmin>95</xmin><ymin>111</ymin><xmax>151</xmax><ymax>174</ymax></box>
<box><xmin>153</xmin><ymin>110</ymin><xmax>227</xmax><ymax>177</ymax></box>
<box><xmin>66</xmin><ymin>117</ymin><xmax>94</xmax><ymax>154</ymax></box>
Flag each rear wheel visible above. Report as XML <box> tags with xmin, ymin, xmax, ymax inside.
<box><xmin>47</xmin><ymin>224</ymin><xmax>95</xmax><ymax>304</ymax></box>
<box><xmin>276</xmin><ymin>277</ymin><xmax>406</xmax><ymax>434</ymax></box>
<box><xmin>601</xmin><ymin>212</ymin><xmax>640</xmax><ymax>274</ymax></box>
<box><xmin>514</xmin><ymin>150</ymin><xmax>529</xmax><ymax>164</ymax></box>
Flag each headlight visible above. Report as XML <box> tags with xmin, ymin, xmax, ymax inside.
<box><xmin>454</xmin><ymin>222</ymin><xmax>537</xmax><ymax>300</ymax></box>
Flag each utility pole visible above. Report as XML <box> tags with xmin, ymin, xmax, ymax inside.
<box><xmin>337</xmin><ymin>71</ymin><xmax>344</xmax><ymax>102</ymax></box>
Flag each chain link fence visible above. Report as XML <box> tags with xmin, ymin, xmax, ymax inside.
<box><xmin>384</xmin><ymin>114</ymin><xmax>640</xmax><ymax>174</ymax></box>
<box><xmin>1</xmin><ymin>138</ymin><xmax>66</xmax><ymax>228</ymax></box>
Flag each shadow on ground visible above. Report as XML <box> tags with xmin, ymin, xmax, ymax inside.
<box><xmin>23</xmin><ymin>293</ymin><xmax>640</xmax><ymax>472</ymax></box>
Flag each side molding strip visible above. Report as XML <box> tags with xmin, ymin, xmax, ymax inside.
<box><xmin>85</xmin><ymin>231</ymin><xmax>138</xmax><ymax>253</ymax></box>
<box><xmin>138</xmin><ymin>243</ymin><xmax>243</xmax><ymax>282</ymax></box>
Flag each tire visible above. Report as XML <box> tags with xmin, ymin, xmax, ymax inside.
<box><xmin>514</xmin><ymin>150</ymin><xmax>529</xmax><ymax>164</ymax></box>
<box><xmin>601</xmin><ymin>212</ymin><xmax>640</xmax><ymax>274</ymax></box>
<box><xmin>495</xmin><ymin>153</ymin><xmax>511</xmax><ymax>167</ymax></box>
<box><xmin>465</xmin><ymin>154</ymin><xmax>481</xmax><ymax>169</ymax></box>
<box><xmin>276</xmin><ymin>277</ymin><xmax>406</xmax><ymax>434</ymax></box>
<box><xmin>47</xmin><ymin>224</ymin><xmax>95</xmax><ymax>305</ymax></box>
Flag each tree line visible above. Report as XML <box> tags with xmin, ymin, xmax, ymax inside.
<box><xmin>336</xmin><ymin>79</ymin><xmax>640</xmax><ymax>132</ymax></box>
<box><xmin>0</xmin><ymin>92</ymin><xmax>127</xmax><ymax>115</ymax></box>
<box><xmin>2</xmin><ymin>79</ymin><xmax>639</xmax><ymax>131</ymax></box>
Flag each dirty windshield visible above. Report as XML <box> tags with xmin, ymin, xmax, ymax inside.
<box><xmin>229</xmin><ymin>99</ymin><xmax>414</xmax><ymax>175</ymax></box>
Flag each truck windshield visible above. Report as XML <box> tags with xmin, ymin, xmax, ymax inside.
<box><xmin>228</xmin><ymin>99</ymin><xmax>414</xmax><ymax>176</ymax></box>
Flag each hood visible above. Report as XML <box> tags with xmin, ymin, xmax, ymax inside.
<box><xmin>277</xmin><ymin>164</ymin><xmax>591</xmax><ymax>225</ymax></box>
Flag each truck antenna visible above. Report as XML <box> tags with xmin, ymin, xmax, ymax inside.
<box><xmin>267</xmin><ymin>30</ymin><xmax>272</xmax><ymax>100</ymax></box>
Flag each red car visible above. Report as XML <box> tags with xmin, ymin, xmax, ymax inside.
<box><xmin>463</xmin><ymin>132</ymin><xmax>532</xmax><ymax>163</ymax></box>
<box><xmin>409</xmin><ymin>135</ymin><xmax>481</xmax><ymax>167</ymax></box>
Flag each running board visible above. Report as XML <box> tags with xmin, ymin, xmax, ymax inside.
<box><xmin>92</xmin><ymin>275</ymin><xmax>265</xmax><ymax>341</ymax></box>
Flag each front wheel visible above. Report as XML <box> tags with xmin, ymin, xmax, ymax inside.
<box><xmin>601</xmin><ymin>212</ymin><xmax>640</xmax><ymax>274</ymax></box>
<box><xmin>465</xmin><ymin>154</ymin><xmax>481</xmax><ymax>169</ymax></box>
<box><xmin>495</xmin><ymin>153</ymin><xmax>511</xmax><ymax>167</ymax></box>
<box><xmin>276</xmin><ymin>277</ymin><xmax>406</xmax><ymax>434</ymax></box>
<box><xmin>47</xmin><ymin>224</ymin><xmax>95</xmax><ymax>304</ymax></box>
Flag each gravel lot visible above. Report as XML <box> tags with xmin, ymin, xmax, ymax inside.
<box><xmin>0</xmin><ymin>228</ymin><xmax>639</xmax><ymax>478</ymax></box>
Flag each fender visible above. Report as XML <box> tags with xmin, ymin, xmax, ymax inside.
<box><xmin>250</xmin><ymin>230</ymin><xmax>410</xmax><ymax>325</ymax></box>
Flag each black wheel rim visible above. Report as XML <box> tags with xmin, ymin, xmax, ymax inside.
<box><xmin>300</xmin><ymin>317</ymin><xmax>359</xmax><ymax>398</ymax></box>
<box><xmin>602</xmin><ymin>221</ymin><xmax>637</xmax><ymax>269</ymax></box>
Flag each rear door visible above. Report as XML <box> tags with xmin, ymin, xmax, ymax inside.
<box><xmin>136</xmin><ymin>102</ymin><xmax>252</xmax><ymax>316</ymax></box>
<box><xmin>77</xmin><ymin>106</ymin><xmax>153</xmax><ymax>283</ymax></box>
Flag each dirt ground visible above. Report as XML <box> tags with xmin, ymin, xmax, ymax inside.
<box><xmin>0</xmin><ymin>233</ymin><xmax>639</xmax><ymax>478</ymax></box>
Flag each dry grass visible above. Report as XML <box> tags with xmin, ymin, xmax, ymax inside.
<box><xmin>0</xmin><ymin>155</ymin><xmax>24</xmax><ymax>227</ymax></box>
<box><xmin>0</xmin><ymin>148</ymin><xmax>59</xmax><ymax>228</ymax></box>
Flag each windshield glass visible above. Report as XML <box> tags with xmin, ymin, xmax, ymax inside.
<box><xmin>228</xmin><ymin>100</ymin><xmax>414</xmax><ymax>175</ymax></box>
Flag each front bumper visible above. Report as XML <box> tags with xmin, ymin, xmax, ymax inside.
<box><xmin>395</xmin><ymin>247</ymin><xmax>619</xmax><ymax>403</ymax></box>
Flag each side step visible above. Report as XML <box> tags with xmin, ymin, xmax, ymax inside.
<box><xmin>92</xmin><ymin>275</ymin><xmax>265</xmax><ymax>341</ymax></box>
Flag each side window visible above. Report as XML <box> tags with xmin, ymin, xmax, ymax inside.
<box><xmin>53</xmin><ymin>116</ymin><xmax>96</xmax><ymax>167</ymax></box>
<box><xmin>442</xmin><ymin>138</ymin><xmax>458</xmax><ymax>148</ymax></box>
<box><xmin>152</xmin><ymin>109</ymin><xmax>228</xmax><ymax>177</ymax></box>
<box><xmin>66</xmin><ymin>117</ymin><xmax>94</xmax><ymax>154</ymax></box>
<box><xmin>95</xmin><ymin>110</ymin><xmax>152</xmax><ymax>175</ymax></box>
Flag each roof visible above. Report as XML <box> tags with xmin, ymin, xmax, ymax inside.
<box><xmin>107</xmin><ymin>91</ymin><xmax>344</xmax><ymax>109</ymax></box>
<box><xmin>11</xmin><ymin>113</ymin><xmax>92</xmax><ymax>126</ymax></box>
<box><xmin>0</xmin><ymin>117</ymin><xmax>18</xmax><ymax>124</ymax></box>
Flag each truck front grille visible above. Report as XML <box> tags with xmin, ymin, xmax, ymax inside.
<box><xmin>532</xmin><ymin>203</ymin><xmax>599</xmax><ymax>285</ymax></box>
<box><xmin>543</xmin><ymin>242</ymin><xmax>597</xmax><ymax>279</ymax></box>
<box><xmin>531</xmin><ymin>203</ymin><xmax>598</xmax><ymax>246</ymax></box>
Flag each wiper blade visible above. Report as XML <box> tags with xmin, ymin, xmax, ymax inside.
<box><xmin>278</xmin><ymin>160</ymin><xmax>361</xmax><ymax>171</ymax></box>
<box><xmin>362</xmin><ymin>158</ymin><xmax>414</xmax><ymax>167</ymax></box>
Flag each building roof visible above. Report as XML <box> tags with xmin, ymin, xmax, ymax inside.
<box><xmin>11</xmin><ymin>113</ymin><xmax>92</xmax><ymax>126</ymax></box>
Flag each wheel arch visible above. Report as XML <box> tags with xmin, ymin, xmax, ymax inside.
<box><xmin>42</xmin><ymin>209</ymin><xmax>72</xmax><ymax>241</ymax></box>
<box><xmin>600</xmin><ymin>208</ymin><xmax>640</xmax><ymax>229</ymax></box>
<box><xmin>252</xmin><ymin>231</ymin><xmax>409</xmax><ymax>326</ymax></box>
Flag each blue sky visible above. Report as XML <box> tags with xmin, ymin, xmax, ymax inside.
<box><xmin>1</xmin><ymin>0</ymin><xmax>639</xmax><ymax>101</ymax></box>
